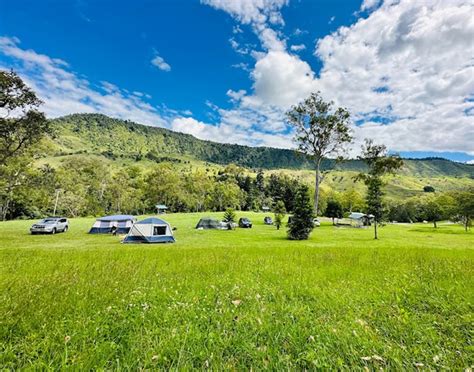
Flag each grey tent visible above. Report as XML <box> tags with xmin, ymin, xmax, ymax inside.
<box><xmin>195</xmin><ymin>218</ymin><xmax>223</xmax><ymax>229</ymax></box>
<box><xmin>123</xmin><ymin>217</ymin><xmax>175</xmax><ymax>243</ymax></box>
<box><xmin>89</xmin><ymin>215</ymin><xmax>136</xmax><ymax>234</ymax></box>
<box><xmin>349</xmin><ymin>212</ymin><xmax>374</xmax><ymax>227</ymax></box>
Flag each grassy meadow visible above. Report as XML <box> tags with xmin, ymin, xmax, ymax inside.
<box><xmin>0</xmin><ymin>212</ymin><xmax>473</xmax><ymax>369</ymax></box>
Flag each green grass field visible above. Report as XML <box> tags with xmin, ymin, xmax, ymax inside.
<box><xmin>1</xmin><ymin>213</ymin><xmax>473</xmax><ymax>369</ymax></box>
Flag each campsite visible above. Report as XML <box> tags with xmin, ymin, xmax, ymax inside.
<box><xmin>0</xmin><ymin>212</ymin><xmax>473</xmax><ymax>369</ymax></box>
<box><xmin>1</xmin><ymin>0</ymin><xmax>474</xmax><ymax>369</ymax></box>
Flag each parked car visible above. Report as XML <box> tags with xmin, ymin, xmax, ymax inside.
<box><xmin>238</xmin><ymin>217</ymin><xmax>252</xmax><ymax>228</ymax></box>
<box><xmin>313</xmin><ymin>218</ymin><xmax>321</xmax><ymax>227</ymax></box>
<box><xmin>264</xmin><ymin>216</ymin><xmax>273</xmax><ymax>225</ymax></box>
<box><xmin>30</xmin><ymin>217</ymin><xmax>69</xmax><ymax>234</ymax></box>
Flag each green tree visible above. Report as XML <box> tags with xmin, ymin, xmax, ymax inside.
<box><xmin>356</xmin><ymin>139</ymin><xmax>403</xmax><ymax>239</ymax></box>
<box><xmin>325</xmin><ymin>199</ymin><xmax>343</xmax><ymax>225</ymax></box>
<box><xmin>287</xmin><ymin>185</ymin><xmax>314</xmax><ymax>240</ymax></box>
<box><xmin>0</xmin><ymin>70</ymin><xmax>50</xmax><ymax>166</ymax></box>
<box><xmin>210</xmin><ymin>181</ymin><xmax>243</xmax><ymax>211</ymax></box>
<box><xmin>255</xmin><ymin>170</ymin><xmax>265</xmax><ymax>193</ymax></box>
<box><xmin>453</xmin><ymin>188</ymin><xmax>474</xmax><ymax>232</ymax></box>
<box><xmin>341</xmin><ymin>187</ymin><xmax>365</xmax><ymax>213</ymax></box>
<box><xmin>0</xmin><ymin>153</ymin><xmax>35</xmax><ymax>220</ymax></box>
<box><xmin>223</xmin><ymin>208</ymin><xmax>236</xmax><ymax>223</ymax></box>
<box><xmin>273</xmin><ymin>200</ymin><xmax>286</xmax><ymax>230</ymax></box>
<box><xmin>286</xmin><ymin>92</ymin><xmax>352</xmax><ymax>216</ymax></box>
<box><xmin>421</xmin><ymin>199</ymin><xmax>443</xmax><ymax>228</ymax></box>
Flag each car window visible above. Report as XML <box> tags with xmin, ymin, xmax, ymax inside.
<box><xmin>60</xmin><ymin>219</ymin><xmax>67</xmax><ymax>223</ymax></box>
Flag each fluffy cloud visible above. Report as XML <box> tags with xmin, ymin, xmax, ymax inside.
<box><xmin>251</xmin><ymin>50</ymin><xmax>316</xmax><ymax>109</ymax></box>
<box><xmin>201</xmin><ymin>0</ymin><xmax>288</xmax><ymax>26</ymax></box>
<box><xmin>0</xmin><ymin>36</ymin><xmax>168</xmax><ymax>126</ymax></box>
<box><xmin>315</xmin><ymin>0</ymin><xmax>474</xmax><ymax>154</ymax></box>
<box><xmin>171</xmin><ymin>116</ymin><xmax>291</xmax><ymax>148</ymax></box>
<box><xmin>151</xmin><ymin>55</ymin><xmax>171</xmax><ymax>71</ymax></box>
<box><xmin>202</xmin><ymin>0</ymin><xmax>288</xmax><ymax>52</ymax></box>
<box><xmin>360</xmin><ymin>0</ymin><xmax>381</xmax><ymax>11</ymax></box>
<box><xmin>205</xmin><ymin>0</ymin><xmax>474</xmax><ymax>156</ymax></box>
<box><xmin>290</xmin><ymin>44</ymin><xmax>306</xmax><ymax>52</ymax></box>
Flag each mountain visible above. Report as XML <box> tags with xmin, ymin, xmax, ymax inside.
<box><xmin>45</xmin><ymin>113</ymin><xmax>474</xmax><ymax>178</ymax></box>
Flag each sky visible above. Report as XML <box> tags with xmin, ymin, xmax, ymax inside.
<box><xmin>0</xmin><ymin>0</ymin><xmax>473</xmax><ymax>162</ymax></box>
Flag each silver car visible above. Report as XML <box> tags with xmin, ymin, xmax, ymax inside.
<box><xmin>30</xmin><ymin>217</ymin><xmax>69</xmax><ymax>234</ymax></box>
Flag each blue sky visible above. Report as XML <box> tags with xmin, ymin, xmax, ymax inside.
<box><xmin>1</xmin><ymin>0</ymin><xmax>473</xmax><ymax>162</ymax></box>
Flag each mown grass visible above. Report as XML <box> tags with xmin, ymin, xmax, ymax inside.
<box><xmin>0</xmin><ymin>212</ymin><xmax>473</xmax><ymax>369</ymax></box>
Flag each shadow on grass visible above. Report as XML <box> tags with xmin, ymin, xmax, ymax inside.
<box><xmin>408</xmin><ymin>226</ymin><xmax>471</xmax><ymax>235</ymax></box>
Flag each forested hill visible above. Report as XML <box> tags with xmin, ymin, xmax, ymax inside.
<box><xmin>48</xmin><ymin>113</ymin><xmax>474</xmax><ymax>177</ymax></box>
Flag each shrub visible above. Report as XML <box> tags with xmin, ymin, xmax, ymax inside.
<box><xmin>423</xmin><ymin>185</ymin><xmax>435</xmax><ymax>192</ymax></box>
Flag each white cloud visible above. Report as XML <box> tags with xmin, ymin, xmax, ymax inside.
<box><xmin>229</xmin><ymin>38</ymin><xmax>250</xmax><ymax>54</ymax></box>
<box><xmin>201</xmin><ymin>0</ymin><xmax>288</xmax><ymax>26</ymax></box>
<box><xmin>204</xmin><ymin>0</ymin><xmax>474</xmax><ymax>156</ymax></box>
<box><xmin>315</xmin><ymin>0</ymin><xmax>474</xmax><ymax>155</ymax></box>
<box><xmin>231</xmin><ymin>62</ymin><xmax>251</xmax><ymax>72</ymax></box>
<box><xmin>227</xmin><ymin>89</ymin><xmax>247</xmax><ymax>101</ymax></box>
<box><xmin>171</xmin><ymin>116</ymin><xmax>291</xmax><ymax>148</ymax></box>
<box><xmin>290</xmin><ymin>44</ymin><xmax>306</xmax><ymax>51</ymax></box>
<box><xmin>360</xmin><ymin>0</ymin><xmax>381</xmax><ymax>11</ymax></box>
<box><xmin>293</xmin><ymin>28</ymin><xmax>307</xmax><ymax>36</ymax></box>
<box><xmin>202</xmin><ymin>0</ymin><xmax>289</xmax><ymax>52</ymax></box>
<box><xmin>151</xmin><ymin>54</ymin><xmax>171</xmax><ymax>72</ymax></box>
<box><xmin>0</xmin><ymin>36</ymin><xmax>167</xmax><ymax>126</ymax></box>
<box><xmin>251</xmin><ymin>50</ymin><xmax>316</xmax><ymax>109</ymax></box>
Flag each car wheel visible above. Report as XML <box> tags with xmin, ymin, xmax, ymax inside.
<box><xmin>51</xmin><ymin>228</ymin><xmax>56</xmax><ymax>235</ymax></box>
<box><xmin>64</xmin><ymin>226</ymin><xmax>68</xmax><ymax>232</ymax></box>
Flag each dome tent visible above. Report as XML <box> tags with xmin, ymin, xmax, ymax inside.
<box><xmin>89</xmin><ymin>215</ymin><xmax>136</xmax><ymax>234</ymax></box>
<box><xmin>195</xmin><ymin>217</ymin><xmax>225</xmax><ymax>230</ymax></box>
<box><xmin>123</xmin><ymin>217</ymin><xmax>175</xmax><ymax>243</ymax></box>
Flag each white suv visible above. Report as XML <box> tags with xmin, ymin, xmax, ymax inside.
<box><xmin>30</xmin><ymin>217</ymin><xmax>69</xmax><ymax>234</ymax></box>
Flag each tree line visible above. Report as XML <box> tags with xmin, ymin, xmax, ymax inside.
<box><xmin>0</xmin><ymin>156</ymin><xmax>308</xmax><ymax>220</ymax></box>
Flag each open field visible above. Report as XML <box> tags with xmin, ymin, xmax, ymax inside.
<box><xmin>1</xmin><ymin>212</ymin><xmax>473</xmax><ymax>369</ymax></box>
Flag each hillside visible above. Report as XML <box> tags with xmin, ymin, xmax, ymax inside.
<box><xmin>46</xmin><ymin>113</ymin><xmax>474</xmax><ymax>178</ymax></box>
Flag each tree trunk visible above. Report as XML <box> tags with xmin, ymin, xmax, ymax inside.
<box><xmin>433</xmin><ymin>220</ymin><xmax>437</xmax><ymax>228</ymax></box>
<box><xmin>374</xmin><ymin>219</ymin><xmax>378</xmax><ymax>240</ymax></box>
<box><xmin>314</xmin><ymin>162</ymin><xmax>321</xmax><ymax>217</ymax></box>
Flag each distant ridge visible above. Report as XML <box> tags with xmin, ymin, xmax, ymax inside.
<box><xmin>47</xmin><ymin>113</ymin><xmax>474</xmax><ymax>178</ymax></box>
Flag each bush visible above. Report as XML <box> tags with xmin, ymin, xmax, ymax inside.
<box><xmin>423</xmin><ymin>185</ymin><xmax>435</xmax><ymax>192</ymax></box>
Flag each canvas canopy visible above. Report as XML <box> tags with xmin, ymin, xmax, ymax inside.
<box><xmin>89</xmin><ymin>215</ymin><xmax>136</xmax><ymax>234</ymax></box>
<box><xmin>195</xmin><ymin>218</ymin><xmax>224</xmax><ymax>230</ymax></box>
<box><xmin>123</xmin><ymin>217</ymin><xmax>175</xmax><ymax>243</ymax></box>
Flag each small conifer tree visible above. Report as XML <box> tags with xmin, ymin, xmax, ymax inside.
<box><xmin>287</xmin><ymin>185</ymin><xmax>314</xmax><ymax>240</ymax></box>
